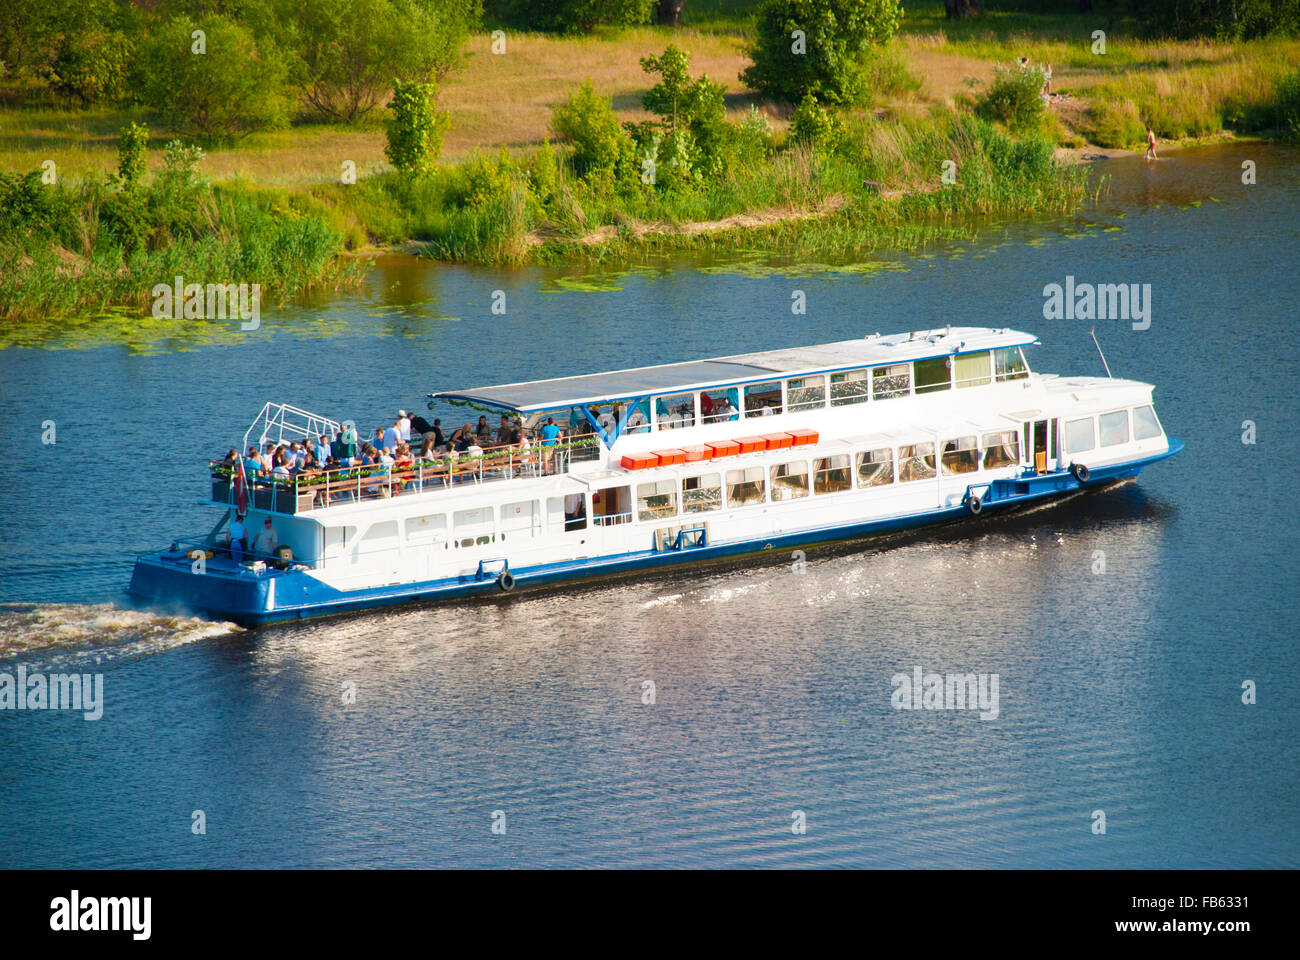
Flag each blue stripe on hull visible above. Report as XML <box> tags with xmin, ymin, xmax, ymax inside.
<box><xmin>128</xmin><ymin>441</ymin><xmax>1181</xmax><ymax>626</ymax></box>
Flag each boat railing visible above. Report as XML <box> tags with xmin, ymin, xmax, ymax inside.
<box><xmin>208</xmin><ymin>437</ymin><xmax>603</xmax><ymax>515</ymax></box>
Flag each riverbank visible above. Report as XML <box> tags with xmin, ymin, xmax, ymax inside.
<box><xmin>1</xmin><ymin>4</ymin><xmax>1297</xmax><ymax>323</ymax></box>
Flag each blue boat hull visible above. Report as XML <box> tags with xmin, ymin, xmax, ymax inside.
<box><xmin>128</xmin><ymin>442</ymin><xmax>1182</xmax><ymax>627</ymax></box>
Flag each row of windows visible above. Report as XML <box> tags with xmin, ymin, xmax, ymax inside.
<box><xmin>1064</xmin><ymin>405</ymin><xmax>1162</xmax><ymax>455</ymax></box>
<box><xmin>643</xmin><ymin>347</ymin><xmax>1029</xmax><ymax>432</ymax></box>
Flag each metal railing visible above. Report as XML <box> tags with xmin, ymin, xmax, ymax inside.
<box><xmin>210</xmin><ymin>438</ymin><xmax>602</xmax><ymax>515</ymax></box>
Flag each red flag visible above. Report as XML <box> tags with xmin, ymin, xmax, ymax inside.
<box><xmin>235</xmin><ymin>458</ymin><xmax>248</xmax><ymax>515</ymax></box>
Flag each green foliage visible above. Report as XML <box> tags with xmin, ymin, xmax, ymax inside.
<box><xmin>1275</xmin><ymin>70</ymin><xmax>1300</xmax><ymax>140</ymax></box>
<box><xmin>42</xmin><ymin>28</ymin><xmax>132</xmax><ymax>104</ymax></box>
<box><xmin>639</xmin><ymin>45</ymin><xmax>729</xmax><ymax>177</ymax></box>
<box><xmin>975</xmin><ymin>65</ymin><xmax>1047</xmax><ymax>130</ymax></box>
<box><xmin>741</xmin><ymin>0</ymin><xmax>903</xmax><ymax>105</ymax></box>
<box><xmin>288</xmin><ymin>0</ymin><xmax>479</xmax><ymax>122</ymax></box>
<box><xmin>137</xmin><ymin>15</ymin><xmax>289</xmax><ymax>141</ymax></box>
<box><xmin>484</xmin><ymin>0</ymin><xmax>654</xmax><ymax>32</ymax></box>
<box><xmin>0</xmin><ymin>171</ymin><xmax>65</xmax><ymax>239</ymax></box>
<box><xmin>552</xmin><ymin>81</ymin><xmax>638</xmax><ymax>189</ymax></box>
<box><xmin>116</xmin><ymin>122</ymin><xmax>149</xmax><ymax>191</ymax></box>
<box><xmin>790</xmin><ymin>95</ymin><xmax>845</xmax><ymax>151</ymax></box>
<box><xmin>385</xmin><ymin>79</ymin><xmax>450</xmax><ymax>175</ymax></box>
<box><xmin>1117</xmin><ymin>0</ymin><xmax>1300</xmax><ymax>40</ymax></box>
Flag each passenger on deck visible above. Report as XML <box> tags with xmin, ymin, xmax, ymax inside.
<box><xmin>418</xmin><ymin>436</ymin><xmax>440</xmax><ymax>460</ymax></box>
<box><xmin>397</xmin><ymin>410</ymin><xmax>412</xmax><ymax>443</ymax></box>
<box><xmin>625</xmin><ymin>406</ymin><xmax>648</xmax><ymax>433</ymax></box>
<box><xmin>475</xmin><ymin>416</ymin><xmax>493</xmax><ymax>447</ymax></box>
<box><xmin>496</xmin><ymin>414</ymin><xmax>515</xmax><ymax>447</ymax></box>
<box><xmin>228</xmin><ymin>513</ymin><xmax>247</xmax><ymax>563</ymax></box>
<box><xmin>272</xmin><ymin>453</ymin><xmax>291</xmax><ymax>480</ymax></box>
<box><xmin>223</xmin><ymin>449</ymin><xmax>239</xmax><ymax>466</ymax></box>
<box><xmin>598</xmin><ymin>406</ymin><xmax>616</xmax><ymax>436</ymax></box>
<box><xmin>313</xmin><ymin>435</ymin><xmax>330</xmax><ymax>466</ymax></box>
<box><xmin>540</xmin><ymin>417</ymin><xmax>560</xmax><ymax>475</ymax></box>
<box><xmin>383</xmin><ymin>421</ymin><xmax>401</xmax><ymax>453</ymax></box>
<box><xmin>372</xmin><ymin>427</ymin><xmax>387</xmax><ymax>452</ymax></box>
<box><xmin>243</xmin><ymin>447</ymin><xmax>263</xmax><ymax>479</ymax></box>
<box><xmin>430</xmin><ymin>418</ymin><xmax>447</xmax><ymax>450</ymax></box>
<box><xmin>715</xmin><ymin>396</ymin><xmax>738</xmax><ymax>420</ymax></box>
<box><xmin>450</xmin><ymin>424</ymin><xmax>475</xmax><ymax>453</ymax></box>
<box><xmin>700</xmin><ymin>392</ymin><xmax>715</xmax><ymax>419</ymax></box>
<box><xmin>252</xmin><ymin>518</ymin><xmax>278</xmax><ymax>558</ymax></box>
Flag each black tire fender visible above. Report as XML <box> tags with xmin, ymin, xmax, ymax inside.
<box><xmin>967</xmin><ymin>494</ymin><xmax>982</xmax><ymax>515</ymax></box>
<box><xmin>1071</xmin><ymin>462</ymin><xmax>1090</xmax><ymax>482</ymax></box>
<box><xmin>497</xmin><ymin>570</ymin><xmax>515</xmax><ymax>592</ymax></box>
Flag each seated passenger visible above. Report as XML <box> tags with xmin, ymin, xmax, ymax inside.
<box><xmin>496</xmin><ymin>414</ymin><xmax>515</xmax><ymax>447</ymax></box>
<box><xmin>475</xmin><ymin>416</ymin><xmax>493</xmax><ymax>447</ymax></box>
<box><xmin>625</xmin><ymin>407</ymin><xmax>648</xmax><ymax>433</ymax></box>
<box><xmin>715</xmin><ymin>397</ymin><xmax>738</xmax><ymax>420</ymax></box>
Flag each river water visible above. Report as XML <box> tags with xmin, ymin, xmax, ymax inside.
<box><xmin>1</xmin><ymin>145</ymin><xmax>1297</xmax><ymax>868</ymax></box>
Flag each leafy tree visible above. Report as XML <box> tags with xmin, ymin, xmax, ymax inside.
<box><xmin>551</xmin><ymin>81</ymin><xmax>638</xmax><ymax>188</ymax></box>
<box><xmin>42</xmin><ymin>28</ymin><xmax>132</xmax><ymax>104</ymax></box>
<box><xmin>485</xmin><ymin>0</ymin><xmax>654</xmax><ymax>33</ymax></box>
<box><xmin>289</xmin><ymin>0</ymin><xmax>479</xmax><ymax>122</ymax></box>
<box><xmin>115</xmin><ymin>122</ymin><xmax>149</xmax><ymax>191</ymax></box>
<box><xmin>741</xmin><ymin>0</ymin><xmax>902</xmax><ymax>105</ymax></box>
<box><xmin>385</xmin><ymin>79</ymin><xmax>450</xmax><ymax>175</ymax></box>
<box><xmin>138</xmin><ymin>15</ymin><xmax>289</xmax><ymax>140</ymax></box>
<box><xmin>638</xmin><ymin>45</ymin><xmax>728</xmax><ymax>176</ymax></box>
<box><xmin>789</xmin><ymin>94</ymin><xmax>845</xmax><ymax>150</ymax></box>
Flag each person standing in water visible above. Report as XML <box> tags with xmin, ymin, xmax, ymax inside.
<box><xmin>1145</xmin><ymin>124</ymin><xmax>1158</xmax><ymax>160</ymax></box>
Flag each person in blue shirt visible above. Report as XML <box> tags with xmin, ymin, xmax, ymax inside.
<box><xmin>383</xmin><ymin>420</ymin><xmax>401</xmax><ymax>453</ymax></box>
<box><xmin>313</xmin><ymin>435</ymin><xmax>330</xmax><ymax>466</ymax></box>
<box><xmin>540</xmin><ymin>417</ymin><xmax>560</xmax><ymax>474</ymax></box>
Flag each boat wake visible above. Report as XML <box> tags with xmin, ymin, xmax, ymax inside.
<box><xmin>0</xmin><ymin>602</ymin><xmax>241</xmax><ymax>664</ymax></box>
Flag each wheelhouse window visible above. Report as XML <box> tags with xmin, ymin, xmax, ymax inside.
<box><xmin>913</xmin><ymin>356</ymin><xmax>952</xmax><ymax>394</ymax></box>
<box><xmin>953</xmin><ymin>351</ymin><xmax>992</xmax><ymax>389</ymax></box>
<box><xmin>786</xmin><ymin>375</ymin><xmax>826</xmax><ymax>412</ymax></box>
<box><xmin>872</xmin><ymin>364</ymin><xmax>910</xmax><ymax>400</ymax></box>
<box><xmin>982</xmin><ymin>431</ymin><xmax>1019</xmax><ymax>470</ymax></box>
<box><xmin>726</xmin><ymin>467</ymin><xmax>766</xmax><ymax>506</ymax></box>
<box><xmin>1099</xmin><ymin>410</ymin><xmax>1130</xmax><ymax>447</ymax></box>
<box><xmin>654</xmin><ymin>393</ymin><xmax>696</xmax><ymax>430</ymax></box>
<box><xmin>593</xmin><ymin>485</ymin><xmax>632</xmax><ymax>525</ymax></box>
<box><xmin>814</xmin><ymin>455</ymin><xmax>852</xmax><ymax>494</ymax></box>
<box><xmin>855</xmin><ymin>448</ymin><xmax>893</xmax><ymax>486</ymax></box>
<box><xmin>743</xmin><ymin>381</ymin><xmax>783</xmax><ymax>418</ymax></box>
<box><xmin>682</xmin><ymin>473</ymin><xmax>722</xmax><ymax>513</ymax></box>
<box><xmin>637</xmin><ymin>480</ymin><xmax>678</xmax><ymax>521</ymax></box>
<box><xmin>699</xmin><ymin>388</ymin><xmax>739</xmax><ymax>423</ymax></box>
<box><xmin>769</xmin><ymin>460</ymin><xmax>810</xmax><ymax>501</ymax></box>
<box><xmin>830</xmin><ymin>369</ymin><xmax>870</xmax><ymax>406</ymax></box>
<box><xmin>994</xmin><ymin>347</ymin><xmax>1029</xmax><ymax>381</ymax></box>
<box><xmin>1132</xmin><ymin>404</ymin><xmax>1162</xmax><ymax>441</ymax></box>
<box><xmin>552</xmin><ymin>494</ymin><xmax>586</xmax><ymax>532</ymax></box>
<box><xmin>898</xmin><ymin>442</ymin><xmax>937</xmax><ymax>482</ymax></box>
<box><xmin>1064</xmin><ymin>417</ymin><xmax>1096</xmax><ymax>454</ymax></box>
<box><xmin>941</xmin><ymin>436</ymin><xmax>980</xmax><ymax>474</ymax></box>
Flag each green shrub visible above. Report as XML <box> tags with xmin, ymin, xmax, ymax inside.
<box><xmin>42</xmin><ymin>28</ymin><xmax>132</xmax><ymax>104</ymax></box>
<box><xmin>1276</xmin><ymin>70</ymin><xmax>1300</xmax><ymax>140</ymax></box>
<box><xmin>484</xmin><ymin>0</ymin><xmax>653</xmax><ymax>33</ymax></box>
<box><xmin>790</xmin><ymin>95</ymin><xmax>846</xmax><ymax>152</ymax></box>
<box><xmin>385</xmin><ymin>79</ymin><xmax>450</xmax><ymax>176</ymax></box>
<box><xmin>115</xmin><ymin>122</ymin><xmax>149</xmax><ymax>191</ymax></box>
<box><xmin>741</xmin><ymin>0</ymin><xmax>903</xmax><ymax>105</ymax></box>
<box><xmin>552</xmin><ymin>81</ymin><xmax>638</xmax><ymax>190</ymax></box>
<box><xmin>975</xmin><ymin>65</ymin><xmax>1047</xmax><ymax>130</ymax></box>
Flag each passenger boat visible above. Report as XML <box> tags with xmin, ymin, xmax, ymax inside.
<box><xmin>128</xmin><ymin>327</ymin><xmax>1181</xmax><ymax>625</ymax></box>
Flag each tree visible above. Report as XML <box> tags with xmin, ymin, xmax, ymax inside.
<box><xmin>116</xmin><ymin>122</ymin><xmax>149</xmax><ymax>191</ymax></box>
<box><xmin>42</xmin><ymin>27</ymin><xmax>132</xmax><ymax>104</ymax></box>
<box><xmin>944</xmin><ymin>0</ymin><xmax>983</xmax><ymax>19</ymax></box>
<box><xmin>385</xmin><ymin>79</ymin><xmax>449</xmax><ymax>175</ymax></box>
<box><xmin>741</xmin><ymin>0</ymin><xmax>903</xmax><ymax>105</ymax></box>
<box><xmin>485</xmin><ymin>0</ymin><xmax>654</xmax><ymax>33</ymax></box>
<box><xmin>138</xmin><ymin>15</ymin><xmax>289</xmax><ymax>141</ymax></box>
<box><xmin>636</xmin><ymin>45</ymin><xmax>728</xmax><ymax>178</ymax></box>
<box><xmin>552</xmin><ymin>81</ymin><xmax>638</xmax><ymax>188</ymax></box>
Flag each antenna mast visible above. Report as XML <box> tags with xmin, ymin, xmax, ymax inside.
<box><xmin>1090</xmin><ymin>326</ymin><xmax>1113</xmax><ymax>379</ymax></box>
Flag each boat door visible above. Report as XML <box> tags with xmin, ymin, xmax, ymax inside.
<box><xmin>1025</xmin><ymin>419</ymin><xmax>1050</xmax><ymax>472</ymax></box>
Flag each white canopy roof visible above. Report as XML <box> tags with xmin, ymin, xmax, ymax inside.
<box><xmin>432</xmin><ymin>327</ymin><xmax>1038</xmax><ymax>413</ymax></box>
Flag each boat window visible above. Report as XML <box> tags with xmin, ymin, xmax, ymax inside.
<box><xmin>654</xmin><ymin>393</ymin><xmax>696</xmax><ymax>431</ymax></box>
<box><xmin>405</xmin><ymin>514</ymin><xmax>447</xmax><ymax>546</ymax></box>
<box><xmin>1133</xmin><ymin>404</ymin><xmax>1162</xmax><ymax>441</ymax></box>
<box><xmin>682</xmin><ymin>473</ymin><xmax>722</xmax><ymax>513</ymax></box>
<box><xmin>855</xmin><ymin>448</ymin><xmax>893</xmax><ymax>486</ymax></box>
<box><xmin>871</xmin><ymin>364</ymin><xmax>910</xmax><ymax>400</ymax></box>
<box><xmin>593</xmin><ymin>485</ymin><xmax>632</xmax><ymax>525</ymax></box>
<box><xmin>743</xmin><ymin>380</ymin><xmax>783</xmax><ymax>418</ymax></box>
<box><xmin>499</xmin><ymin>500</ymin><xmax>539</xmax><ymax>538</ymax></box>
<box><xmin>769</xmin><ymin>460</ymin><xmax>809</xmax><ymax>501</ymax></box>
<box><xmin>551</xmin><ymin>494</ymin><xmax>587</xmax><ymax>532</ymax></box>
<box><xmin>994</xmin><ymin>346</ymin><xmax>1029</xmax><ymax>381</ymax></box>
<box><xmin>914</xmin><ymin>356</ymin><xmax>952</xmax><ymax>394</ymax></box>
<box><xmin>786</xmin><ymin>375</ymin><xmax>826</xmax><ymax>412</ymax></box>
<box><xmin>1099</xmin><ymin>410</ymin><xmax>1130</xmax><ymax>447</ymax></box>
<box><xmin>637</xmin><ymin>480</ymin><xmax>678</xmax><ymax>521</ymax></box>
<box><xmin>726</xmin><ymin>467</ymin><xmax>766</xmax><ymax>506</ymax></box>
<box><xmin>324</xmin><ymin>525</ymin><xmax>357</xmax><ymax>560</ymax></box>
<box><xmin>699</xmin><ymin>388</ymin><xmax>739</xmax><ymax>424</ymax></box>
<box><xmin>623</xmin><ymin>401</ymin><xmax>651</xmax><ymax>434</ymax></box>
<box><xmin>1064</xmin><ymin>417</ymin><xmax>1096</xmax><ymax>454</ymax></box>
<box><xmin>454</xmin><ymin>507</ymin><xmax>493</xmax><ymax>547</ymax></box>
<box><xmin>941</xmin><ymin>436</ymin><xmax>980</xmax><ymax>474</ymax></box>
<box><xmin>813</xmin><ymin>455</ymin><xmax>852</xmax><ymax>494</ymax></box>
<box><xmin>829</xmin><ymin>369</ymin><xmax>870</xmax><ymax>406</ymax></box>
<box><xmin>898</xmin><ymin>442</ymin><xmax>937</xmax><ymax>482</ymax></box>
<box><xmin>954</xmin><ymin>351</ymin><xmax>992</xmax><ymax>388</ymax></box>
<box><xmin>982</xmin><ymin>430</ymin><xmax>1019</xmax><ymax>470</ymax></box>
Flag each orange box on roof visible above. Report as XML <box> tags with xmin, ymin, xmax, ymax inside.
<box><xmin>787</xmin><ymin>428</ymin><xmax>819</xmax><ymax>446</ymax></box>
<box><xmin>621</xmin><ymin>453</ymin><xmax>658</xmax><ymax>470</ymax></box>
<box><xmin>735</xmin><ymin>436</ymin><xmax>768</xmax><ymax>453</ymax></box>
<box><xmin>706</xmin><ymin>439</ymin><xmax>741</xmax><ymax>458</ymax></box>
<box><xmin>762</xmin><ymin>432</ymin><xmax>794</xmax><ymax>449</ymax></box>
<box><xmin>654</xmin><ymin>448</ymin><xmax>687</xmax><ymax>466</ymax></box>
<box><xmin>681</xmin><ymin>445</ymin><xmax>712</xmax><ymax>462</ymax></box>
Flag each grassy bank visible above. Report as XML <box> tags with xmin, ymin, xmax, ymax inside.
<box><xmin>2</xmin><ymin>2</ymin><xmax>1297</xmax><ymax>324</ymax></box>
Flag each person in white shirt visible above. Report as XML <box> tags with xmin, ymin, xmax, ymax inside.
<box><xmin>626</xmin><ymin>408</ymin><xmax>648</xmax><ymax>433</ymax></box>
<box><xmin>397</xmin><ymin>410</ymin><xmax>411</xmax><ymax>442</ymax></box>
<box><xmin>228</xmin><ymin>513</ymin><xmax>247</xmax><ymax>563</ymax></box>
<box><xmin>597</xmin><ymin>407</ymin><xmax>616</xmax><ymax>435</ymax></box>
<box><xmin>252</xmin><ymin>518</ymin><xmax>278</xmax><ymax>557</ymax></box>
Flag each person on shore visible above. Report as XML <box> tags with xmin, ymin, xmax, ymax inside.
<box><xmin>252</xmin><ymin>518</ymin><xmax>278</xmax><ymax>558</ymax></box>
<box><xmin>1145</xmin><ymin>124</ymin><xmax>1158</xmax><ymax>160</ymax></box>
<box><xmin>228</xmin><ymin>513</ymin><xmax>247</xmax><ymax>563</ymax></box>
<box><xmin>1044</xmin><ymin>63</ymin><xmax>1053</xmax><ymax>95</ymax></box>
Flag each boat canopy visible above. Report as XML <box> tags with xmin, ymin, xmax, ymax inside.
<box><xmin>431</xmin><ymin>327</ymin><xmax>1037</xmax><ymax>413</ymax></box>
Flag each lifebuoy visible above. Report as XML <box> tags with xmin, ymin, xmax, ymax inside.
<box><xmin>967</xmin><ymin>494</ymin><xmax>983</xmax><ymax>515</ymax></box>
<box><xmin>1071</xmin><ymin>462</ymin><xmax>1090</xmax><ymax>482</ymax></box>
<box><xmin>497</xmin><ymin>571</ymin><xmax>515</xmax><ymax>592</ymax></box>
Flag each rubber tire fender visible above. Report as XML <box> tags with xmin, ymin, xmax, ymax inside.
<box><xmin>497</xmin><ymin>570</ymin><xmax>516</xmax><ymax>592</ymax></box>
<box><xmin>967</xmin><ymin>494</ymin><xmax>983</xmax><ymax>515</ymax></box>
<box><xmin>1071</xmin><ymin>462</ymin><xmax>1090</xmax><ymax>482</ymax></box>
